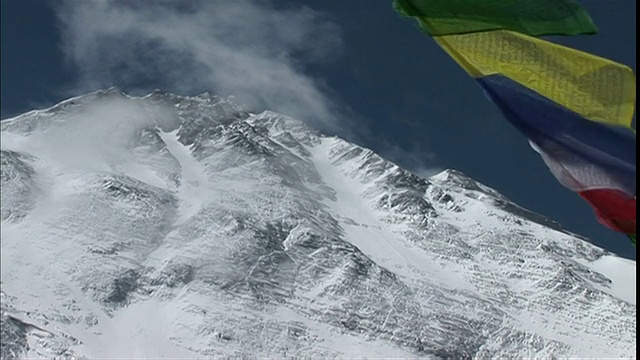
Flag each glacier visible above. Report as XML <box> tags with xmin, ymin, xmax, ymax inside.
<box><xmin>0</xmin><ymin>88</ymin><xmax>636</xmax><ymax>359</ymax></box>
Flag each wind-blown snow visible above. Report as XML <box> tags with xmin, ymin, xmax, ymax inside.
<box><xmin>1</xmin><ymin>89</ymin><xmax>636</xmax><ymax>359</ymax></box>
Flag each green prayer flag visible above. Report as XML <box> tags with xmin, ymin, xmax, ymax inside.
<box><xmin>393</xmin><ymin>0</ymin><xmax>598</xmax><ymax>36</ymax></box>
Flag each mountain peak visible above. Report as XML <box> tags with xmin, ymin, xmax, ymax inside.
<box><xmin>0</xmin><ymin>90</ymin><xmax>635</xmax><ymax>359</ymax></box>
<box><xmin>431</xmin><ymin>168</ymin><xmax>502</xmax><ymax>196</ymax></box>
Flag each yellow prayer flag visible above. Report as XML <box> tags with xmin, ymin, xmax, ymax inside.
<box><xmin>434</xmin><ymin>30</ymin><xmax>636</xmax><ymax>129</ymax></box>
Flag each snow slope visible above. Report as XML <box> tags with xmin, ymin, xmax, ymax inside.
<box><xmin>1</xmin><ymin>89</ymin><xmax>635</xmax><ymax>359</ymax></box>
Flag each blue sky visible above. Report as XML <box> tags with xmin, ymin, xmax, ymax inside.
<box><xmin>1</xmin><ymin>0</ymin><xmax>636</xmax><ymax>259</ymax></box>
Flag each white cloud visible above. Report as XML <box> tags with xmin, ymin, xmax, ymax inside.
<box><xmin>52</xmin><ymin>0</ymin><xmax>441</xmax><ymax>174</ymax></box>
<box><xmin>54</xmin><ymin>0</ymin><xmax>345</xmax><ymax>128</ymax></box>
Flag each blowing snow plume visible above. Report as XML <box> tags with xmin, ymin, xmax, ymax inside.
<box><xmin>54</xmin><ymin>0</ymin><xmax>345</xmax><ymax>130</ymax></box>
<box><xmin>51</xmin><ymin>0</ymin><xmax>443</xmax><ymax>180</ymax></box>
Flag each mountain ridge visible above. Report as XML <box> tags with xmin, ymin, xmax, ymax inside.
<box><xmin>1</xmin><ymin>89</ymin><xmax>635</xmax><ymax>359</ymax></box>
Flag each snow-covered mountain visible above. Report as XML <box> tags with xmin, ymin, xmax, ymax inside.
<box><xmin>1</xmin><ymin>88</ymin><xmax>636</xmax><ymax>359</ymax></box>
